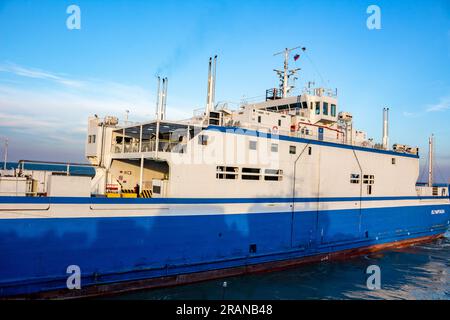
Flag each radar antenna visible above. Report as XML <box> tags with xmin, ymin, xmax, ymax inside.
<box><xmin>273</xmin><ymin>46</ymin><xmax>305</xmax><ymax>98</ymax></box>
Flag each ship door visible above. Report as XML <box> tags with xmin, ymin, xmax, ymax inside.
<box><xmin>318</xmin><ymin>127</ymin><xmax>324</xmax><ymax>141</ymax></box>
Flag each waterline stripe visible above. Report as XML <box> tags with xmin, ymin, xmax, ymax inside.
<box><xmin>0</xmin><ymin>196</ymin><xmax>448</xmax><ymax>204</ymax></box>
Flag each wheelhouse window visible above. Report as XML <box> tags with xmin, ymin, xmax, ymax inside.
<box><xmin>315</xmin><ymin>102</ymin><xmax>320</xmax><ymax>115</ymax></box>
<box><xmin>323</xmin><ymin>102</ymin><xmax>329</xmax><ymax>115</ymax></box>
<box><xmin>331</xmin><ymin>104</ymin><xmax>336</xmax><ymax>117</ymax></box>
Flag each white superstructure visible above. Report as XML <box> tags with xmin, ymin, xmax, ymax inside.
<box><xmin>84</xmin><ymin>50</ymin><xmax>444</xmax><ymax>200</ymax></box>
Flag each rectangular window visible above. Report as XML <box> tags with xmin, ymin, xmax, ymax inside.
<box><xmin>216</xmin><ymin>166</ymin><xmax>238</xmax><ymax>180</ymax></box>
<box><xmin>367</xmin><ymin>185</ymin><xmax>372</xmax><ymax>195</ymax></box>
<box><xmin>432</xmin><ymin>187</ymin><xmax>438</xmax><ymax>196</ymax></box>
<box><xmin>331</xmin><ymin>104</ymin><xmax>336</xmax><ymax>117</ymax></box>
<box><xmin>153</xmin><ymin>185</ymin><xmax>161</xmax><ymax>194</ymax></box>
<box><xmin>278</xmin><ymin>119</ymin><xmax>281</xmax><ymax>126</ymax></box>
<box><xmin>350</xmin><ymin>173</ymin><xmax>360</xmax><ymax>184</ymax></box>
<box><xmin>323</xmin><ymin>102</ymin><xmax>329</xmax><ymax>115</ymax></box>
<box><xmin>302</xmin><ymin>101</ymin><xmax>308</xmax><ymax>109</ymax></box>
<box><xmin>198</xmin><ymin>135</ymin><xmax>208</xmax><ymax>146</ymax></box>
<box><xmin>289</xmin><ymin>145</ymin><xmax>296</xmax><ymax>154</ymax></box>
<box><xmin>242</xmin><ymin>167</ymin><xmax>261</xmax><ymax>180</ymax></box>
<box><xmin>315</xmin><ymin>102</ymin><xmax>320</xmax><ymax>115</ymax></box>
<box><xmin>271</xmin><ymin>143</ymin><xmax>278</xmax><ymax>152</ymax></box>
<box><xmin>264</xmin><ymin>169</ymin><xmax>283</xmax><ymax>181</ymax></box>
<box><xmin>88</xmin><ymin>135</ymin><xmax>92</xmax><ymax>143</ymax></box>
<box><xmin>249</xmin><ymin>140</ymin><xmax>257</xmax><ymax>150</ymax></box>
<box><xmin>92</xmin><ymin>135</ymin><xmax>96</xmax><ymax>143</ymax></box>
<box><xmin>310</xmin><ymin>102</ymin><xmax>313</xmax><ymax>110</ymax></box>
<box><xmin>308</xmin><ymin>146</ymin><xmax>312</xmax><ymax>155</ymax></box>
<box><xmin>363</xmin><ymin>174</ymin><xmax>375</xmax><ymax>185</ymax></box>
<box><xmin>392</xmin><ymin>158</ymin><xmax>396</xmax><ymax>165</ymax></box>
<box><xmin>258</xmin><ymin>116</ymin><xmax>261</xmax><ymax>123</ymax></box>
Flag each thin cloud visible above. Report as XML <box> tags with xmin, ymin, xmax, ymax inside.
<box><xmin>0</xmin><ymin>63</ymin><xmax>84</xmax><ymax>88</ymax></box>
<box><xmin>426</xmin><ymin>96</ymin><xmax>450</xmax><ymax>112</ymax></box>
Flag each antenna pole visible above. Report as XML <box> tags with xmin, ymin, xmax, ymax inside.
<box><xmin>283</xmin><ymin>48</ymin><xmax>289</xmax><ymax>98</ymax></box>
<box><xmin>428</xmin><ymin>134</ymin><xmax>434</xmax><ymax>187</ymax></box>
<box><xmin>274</xmin><ymin>45</ymin><xmax>304</xmax><ymax>98</ymax></box>
<box><xmin>3</xmin><ymin>138</ymin><xmax>7</xmax><ymax>171</ymax></box>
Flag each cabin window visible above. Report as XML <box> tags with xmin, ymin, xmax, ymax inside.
<box><xmin>315</xmin><ymin>102</ymin><xmax>320</xmax><ymax>115</ymax></box>
<box><xmin>198</xmin><ymin>135</ymin><xmax>208</xmax><ymax>146</ymax></box>
<box><xmin>392</xmin><ymin>158</ymin><xmax>396</xmax><ymax>165</ymax></box>
<box><xmin>302</xmin><ymin>101</ymin><xmax>308</xmax><ymax>109</ymax></box>
<box><xmin>88</xmin><ymin>135</ymin><xmax>91</xmax><ymax>143</ymax></box>
<box><xmin>242</xmin><ymin>167</ymin><xmax>261</xmax><ymax>180</ymax></box>
<box><xmin>92</xmin><ymin>135</ymin><xmax>96</xmax><ymax>143</ymax></box>
<box><xmin>323</xmin><ymin>102</ymin><xmax>329</xmax><ymax>115</ymax></box>
<box><xmin>153</xmin><ymin>185</ymin><xmax>161</xmax><ymax>194</ymax></box>
<box><xmin>350</xmin><ymin>174</ymin><xmax>360</xmax><ymax>184</ymax></box>
<box><xmin>216</xmin><ymin>166</ymin><xmax>238</xmax><ymax>180</ymax></box>
<box><xmin>310</xmin><ymin>102</ymin><xmax>313</xmax><ymax>110</ymax></box>
<box><xmin>290</xmin><ymin>102</ymin><xmax>301</xmax><ymax>110</ymax></box>
<box><xmin>308</xmin><ymin>146</ymin><xmax>312</xmax><ymax>155</ymax></box>
<box><xmin>432</xmin><ymin>187</ymin><xmax>438</xmax><ymax>196</ymax></box>
<box><xmin>331</xmin><ymin>104</ymin><xmax>336</xmax><ymax>117</ymax></box>
<box><xmin>278</xmin><ymin>119</ymin><xmax>282</xmax><ymax>126</ymax></box>
<box><xmin>258</xmin><ymin>116</ymin><xmax>261</xmax><ymax>123</ymax></box>
<box><xmin>249</xmin><ymin>140</ymin><xmax>257</xmax><ymax>150</ymax></box>
<box><xmin>264</xmin><ymin>169</ymin><xmax>283</xmax><ymax>181</ymax></box>
<box><xmin>289</xmin><ymin>145</ymin><xmax>296</xmax><ymax>154</ymax></box>
<box><xmin>271</xmin><ymin>143</ymin><xmax>278</xmax><ymax>153</ymax></box>
<box><xmin>363</xmin><ymin>175</ymin><xmax>375</xmax><ymax>185</ymax></box>
<box><xmin>367</xmin><ymin>185</ymin><xmax>373</xmax><ymax>195</ymax></box>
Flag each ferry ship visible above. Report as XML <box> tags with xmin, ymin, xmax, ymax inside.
<box><xmin>0</xmin><ymin>48</ymin><xmax>449</xmax><ymax>298</ymax></box>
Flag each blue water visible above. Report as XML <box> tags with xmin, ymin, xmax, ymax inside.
<box><xmin>2</xmin><ymin>161</ymin><xmax>95</xmax><ymax>176</ymax></box>
<box><xmin>111</xmin><ymin>231</ymin><xmax>450</xmax><ymax>300</ymax></box>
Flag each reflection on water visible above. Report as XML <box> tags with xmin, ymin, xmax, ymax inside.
<box><xmin>110</xmin><ymin>232</ymin><xmax>450</xmax><ymax>300</ymax></box>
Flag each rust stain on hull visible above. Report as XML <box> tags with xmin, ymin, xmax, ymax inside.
<box><xmin>7</xmin><ymin>233</ymin><xmax>444</xmax><ymax>300</ymax></box>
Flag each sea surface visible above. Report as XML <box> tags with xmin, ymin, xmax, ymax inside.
<box><xmin>111</xmin><ymin>231</ymin><xmax>449</xmax><ymax>300</ymax></box>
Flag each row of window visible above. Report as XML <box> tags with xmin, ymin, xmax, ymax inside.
<box><xmin>350</xmin><ymin>174</ymin><xmax>375</xmax><ymax>184</ymax></box>
<box><xmin>199</xmin><ymin>136</ymin><xmax>313</xmax><ymax>156</ymax></box>
<box><xmin>87</xmin><ymin>134</ymin><xmax>96</xmax><ymax>144</ymax></box>
<box><xmin>216</xmin><ymin>166</ymin><xmax>283</xmax><ymax>181</ymax></box>
<box><xmin>350</xmin><ymin>174</ymin><xmax>375</xmax><ymax>194</ymax></box>
<box><xmin>314</xmin><ymin>102</ymin><xmax>337</xmax><ymax>117</ymax></box>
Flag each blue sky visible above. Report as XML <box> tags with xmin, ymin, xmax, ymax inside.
<box><xmin>0</xmin><ymin>0</ymin><xmax>449</xmax><ymax>182</ymax></box>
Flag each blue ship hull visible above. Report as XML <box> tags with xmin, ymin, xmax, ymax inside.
<box><xmin>0</xmin><ymin>199</ymin><xmax>449</xmax><ymax>298</ymax></box>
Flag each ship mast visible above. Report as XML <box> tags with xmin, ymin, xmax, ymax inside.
<box><xmin>273</xmin><ymin>46</ymin><xmax>304</xmax><ymax>98</ymax></box>
<box><xmin>428</xmin><ymin>134</ymin><xmax>434</xmax><ymax>187</ymax></box>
